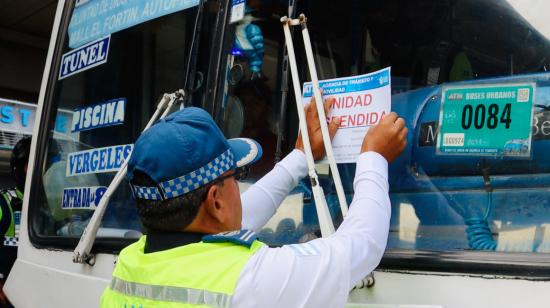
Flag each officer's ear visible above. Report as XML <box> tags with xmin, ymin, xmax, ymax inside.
<box><xmin>203</xmin><ymin>184</ymin><xmax>225</xmax><ymax>224</ymax></box>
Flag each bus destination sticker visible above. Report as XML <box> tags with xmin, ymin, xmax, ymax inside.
<box><xmin>66</xmin><ymin>144</ymin><xmax>133</xmax><ymax>177</ymax></box>
<box><xmin>68</xmin><ymin>0</ymin><xmax>200</xmax><ymax>48</ymax></box>
<box><xmin>59</xmin><ymin>35</ymin><xmax>110</xmax><ymax>80</ymax></box>
<box><xmin>62</xmin><ymin>186</ymin><xmax>107</xmax><ymax>210</ymax></box>
<box><xmin>72</xmin><ymin>98</ymin><xmax>126</xmax><ymax>132</ymax></box>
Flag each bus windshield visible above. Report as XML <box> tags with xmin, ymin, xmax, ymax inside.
<box><xmin>30</xmin><ymin>0</ymin><xmax>550</xmax><ymax>272</ymax></box>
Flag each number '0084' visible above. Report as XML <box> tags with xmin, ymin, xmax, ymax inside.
<box><xmin>461</xmin><ymin>103</ymin><xmax>511</xmax><ymax>130</ymax></box>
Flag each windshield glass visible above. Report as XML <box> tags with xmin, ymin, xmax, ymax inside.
<box><xmin>219</xmin><ymin>0</ymin><xmax>550</xmax><ymax>257</ymax></box>
<box><xmin>31</xmin><ymin>0</ymin><xmax>550</xmax><ymax>261</ymax></box>
<box><xmin>31</xmin><ymin>1</ymin><xmax>218</xmax><ymax>241</ymax></box>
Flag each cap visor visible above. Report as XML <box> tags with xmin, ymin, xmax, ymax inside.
<box><xmin>228</xmin><ymin>138</ymin><xmax>263</xmax><ymax>168</ymax></box>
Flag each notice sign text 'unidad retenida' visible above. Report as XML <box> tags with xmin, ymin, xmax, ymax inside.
<box><xmin>302</xmin><ymin>67</ymin><xmax>392</xmax><ymax>163</ymax></box>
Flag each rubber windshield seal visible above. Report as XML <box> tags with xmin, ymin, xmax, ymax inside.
<box><xmin>380</xmin><ymin>249</ymin><xmax>550</xmax><ymax>280</ymax></box>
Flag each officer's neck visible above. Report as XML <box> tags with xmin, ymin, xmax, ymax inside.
<box><xmin>185</xmin><ymin>200</ymin><xmax>240</xmax><ymax>234</ymax></box>
<box><xmin>145</xmin><ymin>229</ymin><xmax>207</xmax><ymax>253</ymax></box>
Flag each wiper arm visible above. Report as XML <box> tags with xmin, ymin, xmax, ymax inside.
<box><xmin>275</xmin><ymin>0</ymin><xmax>298</xmax><ymax>163</ymax></box>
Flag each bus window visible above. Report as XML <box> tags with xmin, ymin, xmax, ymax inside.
<box><xmin>220</xmin><ymin>0</ymin><xmax>550</xmax><ymax>264</ymax></box>
<box><xmin>30</xmin><ymin>2</ymin><xmax>219</xmax><ymax>244</ymax></box>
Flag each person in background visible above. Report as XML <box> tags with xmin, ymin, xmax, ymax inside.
<box><xmin>235</xmin><ymin>80</ymin><xmax>281</xmax><ymax>177</ymax></box>
<box><xmin>0</xmin><ymin>136</ymin><xmax>31</xmax><ymax>307</ymax></box>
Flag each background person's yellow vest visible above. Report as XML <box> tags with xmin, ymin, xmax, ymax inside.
<box><xmin>1</xmin><ymin>188</ymin><xmax>23</xmax><ymax>246</ymax></box>
<box><xmin>101</xmin><ymin>235</ymin><xmax>264</xmax><ymax>307</ymax></box>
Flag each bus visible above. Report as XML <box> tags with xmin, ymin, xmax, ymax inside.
<box><xmin>5</xmin><ymin>0</ymin><xmax>550</xmax><ymax>307</ymax></box>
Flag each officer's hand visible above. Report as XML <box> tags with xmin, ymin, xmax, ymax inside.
<box><xmin>361</xmin><ymin>112</ymin><xmax>407</xmax><ymax>163</ymax></box>
<box><xmin>295</xmin><ymin>96</ymin><xmax>340</xmax><ymax>160</ymax></box>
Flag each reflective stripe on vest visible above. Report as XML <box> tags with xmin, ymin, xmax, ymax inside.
<box><xmin>110</xmin><ymin>276</ymin><xmax>231</xmax><ymax>308</ymax></box>
<box><xmin>1</xmin><ymin>190</ymin><xmax>15</xmax><ymax>238</ymax></box>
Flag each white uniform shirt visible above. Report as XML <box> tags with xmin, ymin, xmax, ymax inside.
<box><xmin>234</xmin><ymin>149</ymin><xmax>390</xmax><ymax>307</ymax></box>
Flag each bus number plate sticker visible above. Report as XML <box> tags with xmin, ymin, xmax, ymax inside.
<box><xmin>302</xmin><ymin>67</ymin><xmax>392</xmax><ymax>163</ymax></box>
<box><xmin>71</xmin><ymin>98</ymin><xmax>126</xmax><ymax>132</ymax></box>
<box><xmin>66</xmin><ymin>144</ymin><xmax>133</xmax><ymax>177</ymax></box>
<box><xmin>59</xmin><ymin>35</ymin><xmax>110</xmax><ymax>80</ymax></box>
<box><xmin>436</xmin><ymin>83</ymin><xmax>535</xmax><ymax>157</ymax></box>
<box><xmin>62</xmin><ymin>186</ymin><xmax>107</xmax><ymax>210</ymax></box>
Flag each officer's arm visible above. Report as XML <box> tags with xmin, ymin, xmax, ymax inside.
<box><xmin>234</xmin><ymin>113</ymin><xmax>407</xmax><ymax>306</ymax></box>
<box><xmin>332</xmin><ymin>112</ymin><xmax>406</xmax><ymax>286</ymax></box>
<box><xmin>240</xmin><ymin>149</ymin><xmax>307</xmax><ymax>231</ymax></box>
<box><xmin>240</xmin><ymin>97</ymin><xmax>336</xmax><ymax>231</ymax></box>
<box><xmin>333</xmin><ymin>112</ymin><xmax>406</xmax><ymax>285</ymax></box>
<box><xmin>330</xmin><ymin>151</ymin><xmax>390</xmax><ymax>286</ymax></box>
<box><xmin>232</xmin><ymin>151</ymin><xmax>390</xmax><ymax>307</ymax></box>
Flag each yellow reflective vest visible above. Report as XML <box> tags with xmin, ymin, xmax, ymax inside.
<box><xmin>1</xmin><ymin>188</ymin><xmax>23</xmax><ymax>246</ymax></box>
<box><xmin>101</xmin><ymin>234</ymin><xmax>264</xmax><ymax>307</ymax></box>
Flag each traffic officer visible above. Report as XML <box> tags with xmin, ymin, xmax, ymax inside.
<box><xmin>101</xmin><ymin>97</ymin><xmax>407</xmax><ymax>307</ymax></box>
<box><xmin>0</xmin><ymin>136</ymin><xmax>31</xmax><ymax>307</ymax></box>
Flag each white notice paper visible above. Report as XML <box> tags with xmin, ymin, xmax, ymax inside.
<box><xmin>302</xmin><ymin>67</ymin><xmax>392</xmax><ymax>163</ymax></box>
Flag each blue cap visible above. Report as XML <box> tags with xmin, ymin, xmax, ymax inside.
<box><xmin>127</xmin><ymin>107</ymin><xmax>262</xmax><ymax>200</ymax></box>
